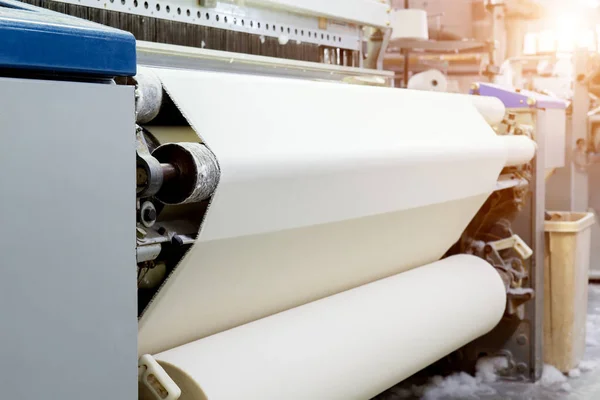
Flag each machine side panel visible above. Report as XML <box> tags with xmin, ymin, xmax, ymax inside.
<box><xmin>0</xmin><ymin>78</ymin><xmax>136</xmax><ymax>399</ymax></box>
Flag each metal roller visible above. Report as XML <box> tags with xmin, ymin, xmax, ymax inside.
<box><xmin>133</xmin><ymin>67</ymin><xmax>164</xmax><ymax>124</ymax></box>
<box><xmin>152</xmin><ymin>142</ymin><xmax>220</xmax><ymax>205</ymax></box>
<box><xmin>131</xmin><ymin>68</ymin><xmax>187</xmax><ymax>125</ymax></box>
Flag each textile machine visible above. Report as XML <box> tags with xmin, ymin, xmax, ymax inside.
<box><xmin>0</xmin><ymin>1</ymin><xmax>546</xmax><ymax>399</ymax></box>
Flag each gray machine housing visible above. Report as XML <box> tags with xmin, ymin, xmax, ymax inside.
<box><xmin>0</xmin><ymin>77</ymin><xmax>137</xmax><ymax>399</ymax></box>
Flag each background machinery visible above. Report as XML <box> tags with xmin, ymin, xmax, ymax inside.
<box><xmin>0</xmin><ymin>0</ymin><xmax>583</xmax><ymax>399</ymax></box>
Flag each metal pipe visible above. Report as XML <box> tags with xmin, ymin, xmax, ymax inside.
<box><xmin>137</xmin><ymin>244</ymin><xmax>162</xmax><ymax>263</ymax></box>
<box><xmin>403</xmin><ymin>0</ymin><xmax>410</xmax><ymax>87</ymax></box>
<box><xmin>402</xmin><ymin>49</ymin><xmax>410</xmax><ymax>88</ymax></box>
<box><xmin>152</xmin><ymin>142</ymin><xmax>220</xmax><ymax>205</ymax></box>
<box><xmin>160</xmin><ymin>163</ymin><xmax>178</xmax><ymax>182</ymax></box>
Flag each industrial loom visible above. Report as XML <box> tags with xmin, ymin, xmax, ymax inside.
<box><xmin>0</xmin><ymin>1</ymin><xmax>546</xmax><ymax>399</ymax></box>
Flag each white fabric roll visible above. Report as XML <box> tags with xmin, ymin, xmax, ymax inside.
<box><xmin>406</xmin><ymin>93</ymin><xmax>505</xmax><ymax>126</ymax></box>
<box><xmin>407</xmin><ymin>69</ymin><xmax>448</xmax><ymax>92</ymax></box>
<box><xmin>390</xmin><ymin>9</ymin><xmax>429</xmax><ymax>40</ymax></box>
<box><xmin>500</xmin><ymin>135</ymin><xmax>537</xmax><ymax>167</ymax></box>
<box><xmin>153</xmin><ymin>255</ymin><xmax>506</xmax><ymax>400</ymax></box>
<box><xmin>138</xmin><ymin>68</ymin><xmax>508</xmax><ymax>356</ymax></box>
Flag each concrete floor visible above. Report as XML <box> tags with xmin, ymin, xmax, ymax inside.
<box><xmin>378</xmin><ymin>284</ymin><xmax>600</xmax><ymax>400</ymax></box>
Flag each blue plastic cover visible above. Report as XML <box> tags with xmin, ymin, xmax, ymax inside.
<box><xmin>0</xmin><ymin>0</ymin><xmax>136</xmax><ymax>77</ymax></box>
<box><xmin>470</xmin><ymin>82</ymin><xmax>568</xmax><ymax>110</ymax></box>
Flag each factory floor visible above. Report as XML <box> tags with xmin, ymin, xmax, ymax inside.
<box><xmin>379</xmin><ymin>284</ymin><xmax>600</xmax><ymax>400</ymax></box>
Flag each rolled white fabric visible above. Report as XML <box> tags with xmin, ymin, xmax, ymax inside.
<box><xmin>390</xmin><ymin>9</ymin><xmax>429</xmax><ymax>40</ymax></box>
<box><xmin>407</xmin><ymin>69</ymin><xmax>448</xmax><ymax>92</ymax></box>
<box><xmin>500</xmin><ymin>135</ymin><xmax>537</xmax><ymax>167</ymax></box>
<box><xmin>420</xmin><ymin>94</ymin><xmax>506</xmax><ymax>126</ymax></box>
<box><xmin>153</xmin><ymin>255</ymin><xmax>506</xmax><ymax>400</ymax></box>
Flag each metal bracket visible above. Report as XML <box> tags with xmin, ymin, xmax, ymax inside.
<box><xmin>138</xmin><ymin>355</ymin><xmax>181</xmax><ymax>400</ymax></box>
<box><xmin>377</xmin><ymin>27</ymin><xmax>392</xmax><ymax>71</ymax></box>
<box><xmin>136</xmin><ymin>128</ymin><xmax>167</xmax><ymax>198</ymax></box>
<box><xmin>488</xmin><ymin>234</ymin><xmax>533</xmax><ymax>260</ymax></box>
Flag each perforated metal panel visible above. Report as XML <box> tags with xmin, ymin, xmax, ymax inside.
<box><xmin>50</xmin><ymin>0</ymin><xmax>361</xmax><ymax>50</ymax></box>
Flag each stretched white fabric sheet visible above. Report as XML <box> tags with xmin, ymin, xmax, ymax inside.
<box><xmin>138</xmin><ymin>69</ymin><xmax>509</xmax><ymax>355</ymax></box>
<box><xmin>148</xmin><ymin>126</ymin><xmax>200</xmax><ymax>144</ymax></box>
<box><xmin>147</xmin><ymin>69</ymin><xmax>507</xmax><ymax>241</ymax></box>
<box><xmin>465</xmin><ymin>94</ymin><xmax>506</xmax><ymax>126</ymax></box>
<box><xmin>153</xmin><ymin>255</ymin><xmax>506</xmax><ymax>400</ymax></box>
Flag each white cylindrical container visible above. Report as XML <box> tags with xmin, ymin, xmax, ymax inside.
<box><xmin>390</xmin><ymin>9</ymin><xmax>429</xmax><ymax>40</ymax></box>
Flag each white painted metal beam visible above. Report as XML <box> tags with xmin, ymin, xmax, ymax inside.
<box><xmin>248</xmin><ymin>0</ymin><xmax>390</xmax><ymax>27</ymax></box>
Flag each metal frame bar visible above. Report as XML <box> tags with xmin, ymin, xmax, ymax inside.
<box><xmin>454</xmin><ymin>108</ymin><xmax>545</xmax><ymax>382</ymax></box>
<box><xmin>492</xmin><ymin>109</ymin><xmax>545</xmax><ymax>381</ymax></box>
<box><xmin>571</xmin><ymin>49</ymin><xmax>591</xmax><ymax>212</ymax></box>
<box><xmin>388</xmin><ymin>39</ymin><xmax>487</xmax><ymax>53</ymax></box>
<box><xmin>377</xmin><ymin>28</ymin><xmax>392</xmax><ymax>72</ymax></box>
<box><xmin>530</xmin><ymin>109</ymin><xmax>546</xmax><ymax>381</ymax></box>
<box><xmin>50</xmin><ymin>0</ymin><xmax>362</xmax><ymax>50</ymax></box>
<box><xmin>136</xmin><ymin>41</ymin><xmax>394</xmax><ymax>84</ymax></box>
<box><xmin>248</xmin><ymin>0</ymin><xmax>390</xmax><ymax>28</ymax></box>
